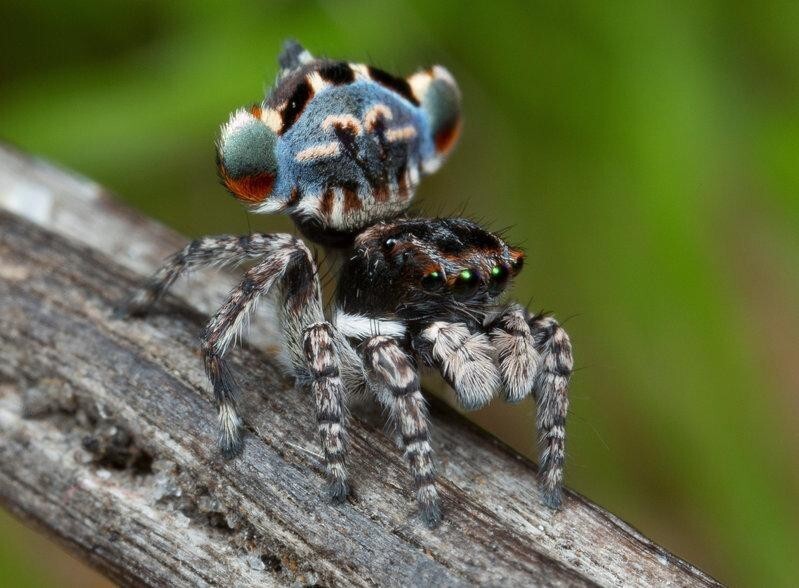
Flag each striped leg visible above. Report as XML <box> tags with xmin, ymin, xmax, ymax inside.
<box><xmin>527</xmin><ymin>312</ymin><xmax>573</xmax><ymax>508</ymax></box>
<box><xmin>197</xmin><ymin>236</ymin><xmax>324</xmax><ymax>457</ymax></box>
<box><xmin>117</xmin><ymin>233</ymin><xmax>280</xmax><ymax>317</ymax></box>
<box><xmin>487</xmin><ymin>305</ymin><xmax>572</xmax><ymax>508</ymax></box>
<box><xmin>415</xmin><ymin>321</ymin><xmax>501</xmax><ymax>410</ymax></box>
<box><xmin>302</xmin><ymin>322</ymin><xmax>349</xmax><ymax>501</ymax></box>
<box><xmin>363</xmin><ymin>336</ymin><xmax>441</xmax><ymax>527</ymax></box>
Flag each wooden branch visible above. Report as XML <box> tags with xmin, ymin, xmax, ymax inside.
<box><xmin>0</xmin><ymin>144</ymin><xmax>720</xmax><ymax>587</ymax></box>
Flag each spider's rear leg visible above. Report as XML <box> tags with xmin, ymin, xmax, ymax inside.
<box><xmin>415</xmin><ymin>321</ymin><xmax>501</xmax><ymax>410</ymax></box>
<box><xmin>363</xmin><ymin>336</ymin><xmax>441</xmax><ymax>527</ymax></box>
<box><xmin>200</xmin><ymin>237</ymin><xmax>302</xmax><ymax>456</ymax></box>
<box><xmin>488</xmin><ymin>305</ymin><xmax>572</xmax><ymax>508</ymax></box>
<box><xmin>116</xmin><ymin>234</ymin><xmax>274</xmax><ymax>318</ymax></box>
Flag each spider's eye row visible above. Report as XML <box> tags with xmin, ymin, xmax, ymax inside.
<box><xmin>384</xmin><ymin>238</ymin><xmax>397</xmax><ymax>249</ymax></box>
<box><xmin>511</xmin><ymin>255</ymin><xmax>524</xmax><ymax>274</ymax></box>
<box><xmin>421</xmin><ymin>270</ymin><xmax>445</xmax><ymax>290</ymax></box>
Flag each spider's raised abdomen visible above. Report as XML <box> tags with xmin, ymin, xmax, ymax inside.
<box><xmin>275</xmin><ymin>80</ymin><xmax>428</xmax><ymax>230</ymax></box>
<box><xmin>216</xmin><ymin>43</ymin><xmax>461</xmax><ymax>246</ymax></box>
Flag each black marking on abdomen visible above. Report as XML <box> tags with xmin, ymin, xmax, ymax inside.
<box><xmin>287</xmin><ymin>186</ymin><xmax>302</xmax><ymax>208</ymax></box>
<box><xmin>280</xmin><ymin>80</ymin><xmax>313</xmax><ymax>134</ymax></box>
<box><xmin>368</xmin><ymin>66</ymin><xmax>420</xmax><ymax>106</ymax></box>
<box><xmin>320</xmin><ymin>62</ymin><xmax>356</xmax><ymax>85</ymax></box>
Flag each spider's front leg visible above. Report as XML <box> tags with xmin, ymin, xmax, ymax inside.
<box><xmin>302</xmin><ymin>322</ymin><xmax>350</xmax><ymax>501</ymax></box>
<box><xmin>362</xmin><ymin>336</ymin><xmax>441</xmax><ymax>527</ymax></box>
<box><xmin>488</xmin><ymin>304</ymin><xmax>573</xmax><ymax>508</ymax></box>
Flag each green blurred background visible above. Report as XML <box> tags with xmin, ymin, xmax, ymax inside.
<box><xmin>2</xmin><ymin>1</ymin><xmax>798</xmax><ymax>586</ymax></box>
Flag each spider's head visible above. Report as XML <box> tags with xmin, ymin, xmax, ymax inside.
<box><xmin>340</xmin><ymin>218</ymin><xmax>523</xmax><ymax>324</ymax></box>
<box><xmin>216</xmin><ymin>105</ymin><xmax>279</xmax><ymax>206</ymax></box>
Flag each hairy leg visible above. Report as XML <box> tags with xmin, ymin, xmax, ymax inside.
<box><xmin>302</xmin><ymin>322</ymin><xmax>350</xmax><ymax>501</ymax></box>
<box><xmin>488</xmin><ymin>305</ymin><xmax>540</xmax><ymax>403</ymax></box>
<box><xmin>117</xmin><ymin>233</ymin><xmax>281</xmax><ymax>317</ymax></box>
<box><xmin>487</xmin><ymin>304</ymin><xmax>572</xmax><ymax>508</ymax></box>
<box><xmin>200</xmin><ymin>238</ymin><xmax>302</xmax><ymax>456</ymax></box>
<box><xmin>527</xmin><ymin>312</ymin><xmax>573</xmax><ymax>508</ymax></box>
<box><xmin>415</xmin><ymin>321</ymin><xmax>501</xmax><ymax>410</ymax></box>
<box><xmin>124</xmin><ymin>232</ymin><xmax>352</xmax><ymax>499</ymax></box>
<box><xmin>363</xmin><ymin>336</ymin><xmax>441</xmax><ymax>527</ymax></box>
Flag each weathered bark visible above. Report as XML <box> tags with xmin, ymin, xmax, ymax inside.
<box><xmin>0</xmin><ymin>145</ymin><xmax>721</xmax><ymax>587</ymax></box>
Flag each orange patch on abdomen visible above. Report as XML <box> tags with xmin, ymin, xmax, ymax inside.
<box><xmin>224</xmin><ymin>173</ymin><xmax>275</xmax><ymax>204</ymax></box>
<box><xmin>435</xmin><ymin>118</ymin><xmax>461</xmax><ymax>155</ymax></box>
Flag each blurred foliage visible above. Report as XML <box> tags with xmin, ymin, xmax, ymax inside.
<box><xmin>2</xmin><ymin>1</ymin><xmax>798</xmax><ymax>586</ymax></box>
<box><xmin>0</xmin><ymin>510</ymin><xmax>111</xmax><ymax>588</ymax></box>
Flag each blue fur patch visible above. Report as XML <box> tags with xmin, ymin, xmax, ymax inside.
<box><xmin>217</xmin><ymin>42</ymin><xmax>461</xmax><ymax>233</ymax></box>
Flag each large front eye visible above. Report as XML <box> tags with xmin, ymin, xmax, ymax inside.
<box><xmin>452</xmin><ymin>268</ymin><xmax>479</xmax><ymax>297</ymax></box>
<box><xmin>488</xmin><ymin>264</ymin><xmax>509</xmax><ymax>295</ymax></box>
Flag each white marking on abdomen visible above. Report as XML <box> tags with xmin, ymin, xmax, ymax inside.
<box><xmin>386</xmin><ymin>125</ymin><xmax>417</xmax><ymax>142</ymax></box>
<box><xmin>295</xmin><ymin>142</ymin><xmax>341</xmax><ymax>162</ymax></box>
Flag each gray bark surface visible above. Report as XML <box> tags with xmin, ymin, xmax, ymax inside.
<box><xmin>0</xmin><ymin>145</ymin><xmax>721</xmax><ymax>587</ymax></box>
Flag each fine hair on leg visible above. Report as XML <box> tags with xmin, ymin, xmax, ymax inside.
<box><xmin>117</xmin><ymin>233</ymin><xmax>281</xmax><ymax>317</ymax></box>
<box><xmin>200</xmin><ymin>237</ymin><xmax>304</xmax><ymax>456</ymax></box>
<box><xmin>416</xmin><ymin>321</ymin><xmax>500</xmax><ymax>410</ymax></box>
<box><xmin>488</xmin><ymin>304</ymin><xmax>540</xmax><ymax>403</ymax></box>
<box><xmin>527</xmin><ymin>312</ymin><xmax>573</xmax><ymax>508</ymax></box>
<box><xmin>302</xmin><ymin>322</ymin><xmax>350</xmax><ymax>502</ymax></box>
<box><xmin>363</xmin><ymin>336</ymin><xmax>441</xmax><ymax>527</ymax></box>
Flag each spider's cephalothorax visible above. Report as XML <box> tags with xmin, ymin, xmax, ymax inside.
<box><xmin>337</xmin><ymin>218</ymin><xmax>525</xmax><ymax>329</ymax></box>
<box><xmin>216</xmin><ymin>40</ymin><xmax>461</xmax><ymax>247</ymax></box>
<box><xmin>121</xmin><ymin>42</ymin><xmax>571</xmax><ymax>527</ymax></box>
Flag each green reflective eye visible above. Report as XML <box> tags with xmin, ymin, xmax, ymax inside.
<box><xmin>490</xmin><ymin>264</ymin><xmax>508</xmax><ymax>280</ymax></box>
<box><xmin>489</xmin><ymin>264</ymin><xmax>509</xmax><ymax>295</ymax></box>
<box><xmin>453</xmin><ymin>268</ymin><xmax>480</xmax><ymax>297</ymax></box>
